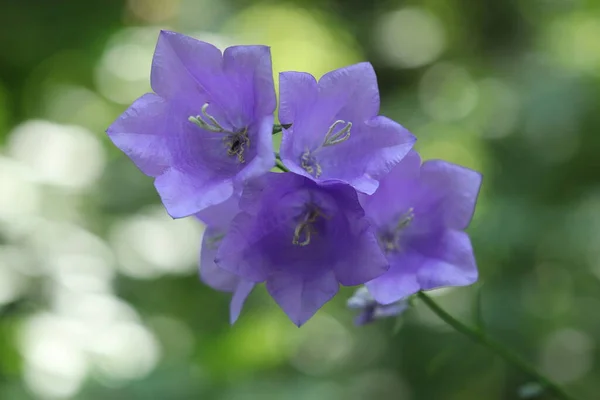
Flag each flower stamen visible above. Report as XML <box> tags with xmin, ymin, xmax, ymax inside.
<box><xmin>396</xmin><ymin>207</ymin><xmax>414</xmax><ymax>230</ymax></box>
<box><xmin>189</xmin><ymin>103</ymin><xmax>250</xmax><ymax>163</ymax></box>
<box><xmin>322</xmin><ymin>120</ymin><xmax>352</xmax><ymax>147</ymax></box>
<box><xmin>224</xmin><ymin>129</ymin><xmax>250</xmax><ymax>163</ymax></box>
<box><xmin>379</xmin><ymin>208</ymin><xmax>415</xmax><ymax>253</ymax></box>
<box><xmin>292</xmin><ymin>206</ymin><xmax>328</xmax><ymax>246</ymax></box>
<box><xmin>299</xmin><ymin>120</ymin><xmax>351</xmax><ymax>178</ymax></box>
<box><xmin>301</xmin><ymin>150</ymin><xmax>322</xmax><ymax>178</ymax></box>
<box><xmin>188</xmin><ymin>103</ymin><xmax>228</xmax><ymax>133</ymax></box>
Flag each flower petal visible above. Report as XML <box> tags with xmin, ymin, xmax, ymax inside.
<box><xmin>318</xmin><ymin>116</ymin><xmax>416</xmax><ymax>195</ymax></box>
<box><xmin>413</xmin><ymin>230</ymin><xmax>478</xmax><ymax>290</ymax></box>
<box><xmin>420</xmin><ymin>160</ymin><xmax>483</xmax><ymax>230</ymax></box>
<box><xmin>238</xmin><ymin>171</ymin><xmax>306</xmax><ymax>215</ymax></box>
<box><xmin>347</xmin><ymin>286</ymin><xmax>374</xmax><ymax>310</ymax></box>
<box><xmin>154</xmin><ymin>168</ymin><xmax>234</xmax><ymax>218</ymax></box>
<box><xmin>374</xmin><ymin>301</ymin><xmax>409</xmax><ymax>319</ymax></box>
<box><xmin>281</xmin><ymin>113</ymin><xmax>416</xmax><ymax>195</ymax></box>
<box><xmin>195</xmin><ymin>194</ymin><xmax>241</xmax><ymax>230</ymax></box>
<box><xmin>354</xmin><ymin>307</ymin><xmax>376</xmax><ymax>326</ymax></box>
<box><xmin>230</xmin><ymin>280</ymin><xmax>254</xmax><ymax>324</ymax></box>
<box><xmin>278</xmin><ymin>72</ymin><xmax>318</xmax><ymax>125</ymax></box>
<box><xmin>367</xmin><ymin>231</ymin><xmax>478</xmax><ymax>303</ymax></box>
<box><xmin>106</xmin><ymin>93</ymin><xmax>170</xmax><ymax>176</ymax></box>
<box><xmin>279</xmin><ymin>74</ymin><xmax>331</xmax><ymax>161</ymax></box>
<box><xmin>334</xmin><ymin>224</ymin><xmax>389</xmax><ymax>285</ymax></box>
<box><xmin>266</xmin><ymin>269</ymin><xmax>339</xmax><ymax>326</ymax></box>
<box><xmin>325</xmin><ymin>185</ymin><xmax>389</xmax><ymax>285</ymax></box>
<box><xmin>359</xmin><ymin>150</ymin><xmax>421</xmax><ymax>226</ymax></box>
<box><xmin>362</xmin><ymin>117</ymin><xmax>417</xmax><ymax>181</ymax></box>
<box><xmin>366</xmin><ymin>252</ymin><xmax>422</xmax><ymax>305</ymax></box>
<box><xmin>215</xmin><ymin>212</ymin><xmax>273</xmax><ymax>282</ymax></box>
<box><xmin>235</xmin><ymin>115</ymin><xmax>275</xmax><ymax>184</ymax></box>
<box><xmin>199</xmin><ymin>227</ymin><xmax>239</xmax><ymax>292</ymax></box>
<box><xmin>151</xmin><ymin>30</ymin><xmax>223</xmax><ymax>100</ymax></box>
<box><xmin>223</xmin><ymin>46</ymin><xmax>277</xmax><ymax>118</ymax></box>
<box><xmin>317</xmin><ymin>62</ymin><xmax>380</xmax><ymax>121</ymax></box>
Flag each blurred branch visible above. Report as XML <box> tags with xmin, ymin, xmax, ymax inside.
<box><xmin>474</xmin><ymin>283</ymin><xmax>485</xmax><ymax>332</ymax></box>
<box><xmin>417</xmin><ymin>292</ymin><xmax>578</xmax><ymax>400</ymax></box>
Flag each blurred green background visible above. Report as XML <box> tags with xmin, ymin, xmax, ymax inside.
<box><xmin>0</xmin><ymin>0</ymin><xmax>599</xmax><ymax>399</ymax></box>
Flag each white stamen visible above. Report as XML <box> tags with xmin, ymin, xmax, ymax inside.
<box><xmin>396</xmin><ymin>207</ymin><xmax>415</xmax><ymax>230</ymax></box>
<box><xmin>188</xmin><ymin>103</ymin><xmax>228</xmax><ymax>133</ymax></box>
<box><xmin>323</xmin><ymin>120</ymin><xmax>352</xmax><ymax>147</ymax></box>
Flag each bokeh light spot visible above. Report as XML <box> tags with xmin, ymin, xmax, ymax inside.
<box><xmin>290</xmin><ymin>314</ymin><xmax>353</xmax><ymax>376</ymax></box>
<box><xmin>7</xmin><ymin>120</ymin><xmax>106</xmax><ymax>190</ymax></box>
<box><xmin>540</xmin><ymin>328</ymin><xmax>594</xmax><ymax>383</ymax></box>
<box><xmin>374</xmin><ymin>7</ymin><xmax>445</xmax><ymax>69</ymax></box>
<box><xmin>127</xmin><ymin>0</ymin><xmax>181</xmax><ymax>23</ymax></box>
<box><xmin>95</xmin><ymin>28</ymin><xmax>155</xmax><ymax>104</ymax></box>
<box><xmin>110</xmin><ymin>206</ymin><xmax>203</xmax><ymax>279</ymax></box>
<box><xmin>545</xmin><ymin>13</ymin><xmax>600</xmax><ymax>76</ymax></box>
<box><xmin>222</xmin><ymin>4</ymin><xmax>361</xmax><ymax>95</ymax></box>
<box><xmin>419</xmin><ymin>62</ymin><xmax>479</xmax><ymax>121</ymax></box>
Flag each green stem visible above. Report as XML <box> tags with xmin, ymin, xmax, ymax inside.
<box><xmin>417</xmin><ymin>292</ymin><xmax>576</xmax><ymax>400</ymax></box>
<box><xmin>275</xmin><ymin>158</ymin><xmax>288</xmax><ymax>172</ymax></box>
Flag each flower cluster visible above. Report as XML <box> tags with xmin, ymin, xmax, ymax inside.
<box><xmin>107</xmin><ymin>31</ymin><xmax>482</xmax><ymax>327</ymax></box>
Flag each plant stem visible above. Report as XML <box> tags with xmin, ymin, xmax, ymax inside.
<box><xmin>275</xmin><ymin>158</ymin><xmax>288</xmax><ymax>172</ymax></box>
<box><xmin>417</xmin><ymin>292</ymin><xmax>577</xmax><ymax>400</ymax></box>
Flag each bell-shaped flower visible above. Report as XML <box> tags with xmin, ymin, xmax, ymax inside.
<box><xmin>107</xmin><ymin>30</ymin><xmax>276</xmax><ymax>217</ymax></box>
<box><xmin>215</xmin><ymin>172</ymin><xmax>389</xmax><ymax>326</ymax></box>
<box><xmin>278</xmin><ymin>62</ymin><xmax>416</xmax><ymax>195</ymax></box>
<box><xmin>360</xmin><ymin>151</ymin><xmax>482</xmax><ymax>305</ymax></box>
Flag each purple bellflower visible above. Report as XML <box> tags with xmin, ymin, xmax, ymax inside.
<box><xmin>360</xmin><ymin>150</ymin><xmax>482</xmax><ymax>305</ymax></box>
<box><xmin>107</xmin><ymin>31</ymin><xmax>277</xmax><ymax>218</ymax></box>
<box><xmin>214</xmin><ymin>172</ymin><xmax>389</xmax><ymax>326</ymax></box>
<box><xmin>347</xmin><ymin>287</ymin><xmax>409</xmax><ymax>326</ymax></box>
<box><xmin>196</xmin><ymin>195</ymin><xmax>254</xmax><ymax>324</ymax></box>
<box><xmin>278</xmin><ymin>62</ymin><xmax>416</xmax><ymax>195</ymax></box>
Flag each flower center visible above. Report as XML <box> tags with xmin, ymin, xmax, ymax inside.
<box><xmin>292</xmin><ymin>205</ymin><xmax>328</xmax><ymax>246</ymax></box>
<box><xmin>378</xmin><ymin>207</ymin><xmax>414</xmax><ymax>253</ymax></box>
<box><xmin>189</xmin><ymin>103</ymin><xmax>250</xmax><ymax>163</ymax></box>
<box><xmin>299</xmin><ymin>119</ymin><xmax>352</xmax><ymax>178</ymax></box>
<box><xmin>224</xmin><ymin>129</ymin><xmax>250</xmax><ymax>163</ymax></box>
<box><xmin>301</xmin><ymin>151</ymin><xmax>321</xmax><ymax>178</ymax></box>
